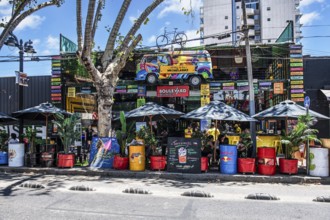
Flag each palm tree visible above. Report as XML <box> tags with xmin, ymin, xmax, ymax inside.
<box><xmin>281</xmin><ymin>115</ymin><xmax>320</xmax><ymax>159</ymax></box>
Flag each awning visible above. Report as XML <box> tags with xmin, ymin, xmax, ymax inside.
<box><xmin>321</xmin><ymin>90</ymin><xmax>330</xmax><ymax>101</ymax></box>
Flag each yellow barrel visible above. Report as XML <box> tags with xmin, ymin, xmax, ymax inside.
<box><xmin>129</xmin><ymin>145</ymin><xmax>145</xmax><ymax>171</ymax></box>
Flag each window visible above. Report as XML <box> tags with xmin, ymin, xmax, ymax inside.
<box><xmin>225</xmin><ymin>16</ymin><xmax>228</xmax><ymax>19</ymax></box>
<box><xmin>237</xmin><ymin>26</ymin><xmax>240</xmax><ymax>30</ymax></box>
<box><xmin>267</xmin><ymin>7</ymin><xmax>271</xmax><ymax>11</ymax></box>
<box><xmin>236</xmin><ymin>6</ymin><xmax>239</xmax><ymax>9</ymax></box>
<box><xmin>267</xmin><ymin>18</ymin><xmax>271</xmax><ymax>21</ymax></box>
<box><xmin>268</xmin><ymin>39</ymin><xmax>271</xmax><ymax>43</ymax></box>
<box><xmin>225</xmin><ymin>25</ymin><xmax>228</xmax><ymax>29</ymax></box>
<box><xmin>237</xmin><ymin>36</ymin><xmax>240</xmax><ymax>39</ymax></box>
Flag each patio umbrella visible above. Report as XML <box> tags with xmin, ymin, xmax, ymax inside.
<box><xmin>252</xmin><ymin>100</ymin><xmax>330</xmax><ymax>120</ymax></box>
<box><xmin>252</xmin><ymin>100</ymin><xmax>330</xmax><ymax>134</ymax></box>
<box><xmin>181</xmin><ymin>100</ymin><xmax>257</xmax><ymax>162</ymax></box>
<box><xmin>181</xmin><ymin>101</ymin><xmax>258</xmax><ymax>122</ymax></box>
<box><xmin>12</xmin><ymin>102</ymin><xmax>72</xmax><ymax>143</ymax></box>
<box><xmin>122</xmin><ymin>102</ymin><xmax>184</xmax><ymax>133</ymax></box>
<box><xmin>0</xmin><ymin>112</ymin><xmax>17</xmax><ymax>123</ymax></box>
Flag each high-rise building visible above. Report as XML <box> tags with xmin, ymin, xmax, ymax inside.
<box><xmin>200</xmin><ymin>0</ymin><xmax>302</xmax><ymax>46</ymax></box>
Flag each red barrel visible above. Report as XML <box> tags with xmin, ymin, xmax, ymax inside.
<box><xmin>201</xmin><ymin>157</ymin><xmax>209</xmax><ymax>172</ymax></box>
<box><xmin>257</xmin><ymin>147</ymin><xmax>276</xmax><ymax>175</ymax></box>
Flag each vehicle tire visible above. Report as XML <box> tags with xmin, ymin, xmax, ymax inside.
<box><xmin>175</xmin><ymin>33</ymin><xmax>187</xmax><ymax>46</ymax></box>
<box><xmin>189</xmin><ymin>75</ymin><xmax>201</xmax><ymax>86</ymax></box>
<box><xmin>146</xmin><ymin>73</ymin><xmax>157</xmax><ymax>84</ymax></box>
<box><xmin>156</xmin><ymin>35</ymin><xmax>169</xmax><ymax>47</ymax></box>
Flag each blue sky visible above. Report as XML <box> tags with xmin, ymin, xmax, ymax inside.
<box><xmin>0</xmin><ymin>0</ymin><xmax>329</xmax><ymax>77</ymax></box>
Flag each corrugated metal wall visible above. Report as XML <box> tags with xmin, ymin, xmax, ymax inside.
<box><xmin>0</xmin><ymin>75</ymin><xmax>51</xmax><ymax>114</ymax></box>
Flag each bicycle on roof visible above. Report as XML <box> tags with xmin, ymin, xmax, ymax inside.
<box><xmin>156</xmin><ymin>27</ymin><xmax>188</xmax><ymax>48</ymax></box>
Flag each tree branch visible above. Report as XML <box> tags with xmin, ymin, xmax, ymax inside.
<box><xmin>91</xmin><ymin>0</ymin><xmax>104</xmax><ymax>43</ymax></box>
<box><xmin>82</xmin><ymin>0</ymin><xmax>97</xmax><ymax>57</ymax></box>
<box><xmin>76</xmin><ymin>0</ymin><xmax>83</xmax><ymax>52</ymax></box>
<box><xmin>118</xmin><ymin>0</ymin><xmax>163</xmax><ymax>53</ymax></box>
<box><xmin>101</xmin><ymin>0</ymin><xmax>131</xmax><ymax>69</ymax></box>
<box><xmin>0</xmin><ymin>0</ymin><xmax>61</xmax><ymax>49</ymax></box>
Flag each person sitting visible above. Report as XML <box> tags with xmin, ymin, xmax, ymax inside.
<box><xmin>234</xmin><ymin>124</ymin><xmax>242</xmax><ymax>134</ymax></box>
<box><xmin>5</xmin><ymin>133</ymin><xmax>19</xmax><ymax>145</ymax></box>
<box><xmin>201</xmin><ymin>135</ymin><xmax>214</xmax><ymax>164</ymax></box>
<box><xmin>184</xmin><ymin>124</ymin><xmax>193</xmax><ymax>138</ymax></box>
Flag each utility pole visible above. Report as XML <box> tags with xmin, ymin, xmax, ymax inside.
<box><xmin>241</xmin><ymin>0</ymin><xmax>256</xmax><ymax>157</ymax></box>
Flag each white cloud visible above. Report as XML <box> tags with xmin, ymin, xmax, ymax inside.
<box><xmin>0</xmin><ymin>0</ymin><xmax>10</xmax><ymax>7</ymax></box>
<box><xmin>184</xmin><ymin>29</ymin><xmax>200</xmax><ymax>47</ymax></box>
<box><xmin>300</xmin><ymin>11</ymin><xmax>321</xmax><ymax>25</ymax></box>
<box><xmin>165</xmin><ymin>21</ymin><xmax>171</xmax><ymax>26</ymax></box>
<box><xmin>16</xmin><ymin>15</ymin><xmax>45</xmax><ymax>31</ymax></box>
<box><xmin>300</xmin><ymin>0</ymin><xmax>324</xmax><ymax>8</ymax></box>
<box><xmin>158</xmin><ymin>0</ymin><xmax>203</xmax><ymax>18</ymax></box>
<box><xmin>129</xmin><ymin>16</ymin><xmax>136</xmax><ymax>24</ymax></box>
<box><xmin>46</xmin><ymin>35</ymin><xmax>59</xmax><ymax>50</ymax></box>
<box><xmin>147</xmin><ymin>35</ymin><xmax>156</xmax><ymax>44</ymax></box>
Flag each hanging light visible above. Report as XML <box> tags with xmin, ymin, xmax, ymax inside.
<box><xmin>4</xmin><ymin>35</ymin><xmax>18</xmax><ymax>47</ymax></box>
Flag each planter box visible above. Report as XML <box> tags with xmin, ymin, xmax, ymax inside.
<box><xmin>57</xmin><ymin>153</ymin><xmax>75</xmax><ymax>168</ymax></box>
<box><xmin>113</xmin><ymin>155</ymin><xmax>129</xmax><ymax>170</ymax></box>
<box><xmin>279</xmin><ymin>158</ymin><xmax>298</xmax><ymax>175</ymax></box>
<box><xmin>149</xmin><ymin>155</ymin><xmax>166</xmax><ymax>171</ymax></box>
<box><xmin>238</xmin><ymin>158</ymin><xmax>256</xmax><ymax>174</ymax></box>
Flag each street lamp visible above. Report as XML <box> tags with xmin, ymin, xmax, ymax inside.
<box><xmin>4</xmin><ymin>32</ymin><xmax>36</xmax><ymax>141</ymax></box>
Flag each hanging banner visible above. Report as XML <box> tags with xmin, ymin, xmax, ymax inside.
<box><xmin>201</xmin><ymin>96</ymin><xmax>210</xmax><ymax>107</ymax></box>
<box><xmin>273</xmin><ymin>82</ymin><xmax>284</xmax><ymax>94</ymax></box>
<box><xmin>137</xmin><ymin>85</ymin><xmax>146</xmax><ymax>96</ymax></box>
<box><xmin>67</xmin><ymin>87</ymin><xmax>76</xmax><ymax>97</ymax></box>
<box><xmin>15</xmin><ymin>71</ymin><xmax>28</xmax><ymax>87</ymax></box>
<box><xmin>200</xmin><ymin>84</ymin><xmax>210</xmax><ymax>96</ymax></box>
<box><xmin>157</xmin><ymin>86</ymin><xmax>189</xmax><ymax>97</ymax></box>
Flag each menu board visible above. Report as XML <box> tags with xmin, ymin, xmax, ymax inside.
<box><xmin>167</xmin><ymin>137</ymin><xmax>201</xmax><ymax>173</ymax></box>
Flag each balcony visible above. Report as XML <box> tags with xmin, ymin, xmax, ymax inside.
<box><xmin>246</xmin><ymin>8</ymin><xmax>255</xmax><ymax>15</ymax></box>
<box><xmin>248</xmin><ymin>29</ymin><xmax>255</xmax><ymax>36</ymax></box>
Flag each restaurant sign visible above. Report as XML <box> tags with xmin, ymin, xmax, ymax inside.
<box><xmin>157</xmin><ymin>85</ymin><xmax>189</xmax><ymax>97</ymax></box>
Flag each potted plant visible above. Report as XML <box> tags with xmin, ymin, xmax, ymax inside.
<box><xmin>0</xmin><ymin>130</ymin><xmax>9</xmax><ymax>164</ymax></box>
<box><xmin>137</xmin><ymin>126</ymin><xmax>166</xmax><ymax>170</ymax></box>
<box><xmin>24</xmin><ymin>126</ymin><xmax>39</xmax><ymax>167</ymax></box>
<box><xmin>237</xmin><ymin>133</ymin><xmax>256</xmax><ymax>174</ymax></box>
<box><xmin>280</xmin><ymin>115</ymin><xmax>319</xmax><ymax>175</ymax></box>
<box><xmin>192</xmin><ymin>130</ymin><xmax>209</xmax><ymax>172</ymax></box>
<box><xmin>113</xmin><ymin>111</ymin><xmax>131</xmax><ymax>170</ymax></box>
<box><xmin>53</xmin><ymin>113</ymin><xmax>80</xmax><ymax>168</ymax></box>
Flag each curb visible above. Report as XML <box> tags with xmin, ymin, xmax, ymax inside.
<box><xmin>1</xmin><ymin>167</ymin><xmax>329</xmax><ymax>185</ymax></box>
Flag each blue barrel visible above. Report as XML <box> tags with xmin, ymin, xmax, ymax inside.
<box><xmin>0</xmin><ymin>152</ymin><xmax>8</xmax><ymax>165</ymax></box>
<box><xmin>220</xmin><ymin>145</ymin><xmax>237</xmax><ymax>174</ymax></box>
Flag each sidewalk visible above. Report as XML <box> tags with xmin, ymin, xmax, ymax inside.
<box><xmin>1</xmin><ymin>165</ymin><xmax>329</xmax><ymax>185</ymax></box>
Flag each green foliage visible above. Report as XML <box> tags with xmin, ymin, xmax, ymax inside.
<box><xmin>0</xmin><ymin>130</ymin><xmax>9</xmax><ymax>152</ymax></box>
<box><xmin>53</xmin><ymin>113</ymin><xmax>81</xmax><ymax>153</ymax></box>
<box><xmin>237</xmin><ymin>133</ymin><xmax>252</xmax><ymax>158</ymax></box>
<box><xmin>281</xmin><ymin>115</ymin><xmax>320</xmax><ymax>159</ymax></box>
<box><xmin>143</xmin><ymin>17</ymin><xmax>149</xmax><ymax>25</ymax></box>
<box><xmin>136</xmin><ymin>126</ymin><xmax>159</xmax><ymax>155</ymax></box>
<box><xmin>24</xmin><ymin>126</ymin><xmax>37</xmax><ymax>154</ymax></box>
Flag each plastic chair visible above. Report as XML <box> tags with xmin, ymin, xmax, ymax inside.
<box><xmin>273</xmin><ymin>140</ymin><xmax>283</xmax><ymax>155</ymax></box>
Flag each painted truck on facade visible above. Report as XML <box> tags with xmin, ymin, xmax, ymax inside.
<box><xmin>135</xmin><ymin>50</ymin><xmax>213</xmax><ymax>86</ymax></box>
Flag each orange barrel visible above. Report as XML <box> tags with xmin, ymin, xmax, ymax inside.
<box><xmin>257</xmin><ymin>147</ymin><xmax>276</xmax><ymax>175</ymax></box>
<box><xmin>129</xmin><ymin>145</ymin><xmax>145</xmax><ymax>171</ymax></box>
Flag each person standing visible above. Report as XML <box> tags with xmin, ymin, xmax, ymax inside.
<box><xmin>207</xmin><ymin>122</ymin><xmax>220</xmax><ymax>142</ymax></box>
<box><xmin>184</xmin><ymin>124</ymin><xmax>193</xmax><ymax>138</ymax></box>
<box><xmin>5</xmin><ymin>133</ymin><xmax>19</xmax><ymax>144</ymax></box>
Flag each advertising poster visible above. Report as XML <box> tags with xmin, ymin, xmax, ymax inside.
<box><xmin>167</xmin><ymin>137</ymin><xmax>201</xmax><ymax>173</ymax></box>
<box><xmin>89</xmin><ymin>137</ymin><xmax>120</xmax><ymax>169</ymax></box>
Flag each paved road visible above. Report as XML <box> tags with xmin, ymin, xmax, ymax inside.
<box><xmin>0</xmin><ymin>173</ymin><xmax>330</xmax><ymax>219</ymax></box>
